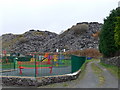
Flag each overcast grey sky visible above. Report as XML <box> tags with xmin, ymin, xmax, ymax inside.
<box><xmin>0</xmin><ymin>0</ymin><xmax>119</xmax><ymax>35</ymax></box>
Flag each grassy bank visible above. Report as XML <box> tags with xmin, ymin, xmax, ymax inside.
<box><xmin>99</xmin><ymin>63</ymin><xmax>120</xmax><ymax>79</ymax></box>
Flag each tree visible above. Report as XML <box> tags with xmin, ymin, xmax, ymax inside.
<box><xmin>99</xmin><ymin>7</ymin><xmax>120</xmax><ymax>57</ymax></box>
<box><xmin>114</xmin><ymin>17</ymin><xmax>120</xmax><ymax>48</ymax></box>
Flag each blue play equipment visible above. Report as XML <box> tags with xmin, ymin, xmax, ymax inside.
<box><xmin>87</xmin><ymin>57</ymin><xmax>92</xmax><ymax>60</ymax></box>
<box><xmin>58</xmin><ymin>55</ymin><xmax>64</xmax><ymax>64</ymax></box>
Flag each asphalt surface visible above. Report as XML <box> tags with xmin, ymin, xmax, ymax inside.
<box><xmin>2</xmin><ymin>66</ymin><xmax>71</xmax><ymax>77</ymax></box>
<box><xmin>39</xmin><ymin>60</ymin><xmax>118</xmax><ymax>88</ymax></box>
<box><xmin>94</xmin><ymin>61</ymin><xmax>118</xmax><ymax>88</ymax></box>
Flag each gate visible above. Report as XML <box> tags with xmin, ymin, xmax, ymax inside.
<box><xmin>71</xmin><ymin>55</ymin><xmax>86</xmax><ymax>73</ymax></box>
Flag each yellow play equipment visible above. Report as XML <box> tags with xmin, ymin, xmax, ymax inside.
<box><xmin>53</xmin><ymin>55</ymin><xmax>58</xmax><ymax>62</ymax></box>
<box><xmin>30</xmin><ymin>53</ymin><xmax>50</xmax><ymax>62</ymax></box>
<box><xmin>30</xmin><ymin>58</ymin><xmax>35</xmax><ymax>62</ymax></box>
<box><xmin>42</xmin><ymin>52</ymin><xmax>49</xmax><ymax>62</ymax></box>
<box><xmin>53</xmin><ymin>54</ymin><xmax>58</xmax><ymax>66</ymax></box>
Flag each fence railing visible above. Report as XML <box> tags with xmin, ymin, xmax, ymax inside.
<box><xmin>1</xmin><ymin>53</ymin><xmax>86</xmax><ymax>77</ymax></box>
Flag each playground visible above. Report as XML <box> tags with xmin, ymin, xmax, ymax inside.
<box><xmin>1</xmin><ymin>52</ymin><xmax>72</xmax><ymax>77</ymax></box>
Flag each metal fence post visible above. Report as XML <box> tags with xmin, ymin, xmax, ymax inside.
<box><xmin>34</xmin><ymin>54</ymin><xmax>37</xmax><ymax>78</ymax></box>
<box><xmin>13</xmin><ymin>57</ymin><xmax>18</xmax><ymax>70</ymax></box>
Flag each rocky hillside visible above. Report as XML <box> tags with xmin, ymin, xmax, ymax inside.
<box><xmin>1</xmin><ymin>22</ymin><xmax>102</xmax><ymax>54</ymax></box>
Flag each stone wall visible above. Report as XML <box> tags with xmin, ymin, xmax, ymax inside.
<box><xmin>2</xmin><ymin>70</ymin><xmax>81</xmax><ymax>87</ymax></box>
<box><xmin>100</xmin><ymin>56</ymin><xmax>120</xmax><ymax>67</ymax></box>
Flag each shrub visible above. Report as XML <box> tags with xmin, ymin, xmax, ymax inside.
<box><xmin>92</xmin><ymin>31</ymin><xmax>100</xmax><ymax>38</ymax></box>
<box><xmin>33</xmin><ymin>31</ymin><xmax>44</xmax><ymax>36</ymax></box>
<box><xmin>79</xmin><ymin>48</ymin><xmax>102</xmax><ymax>58</ymax></box>
<box><xmin>72</xmin><ymin>24</ymin><xmax>88</xmax><ymax>35</ymax></box>
<box><xmin>65</xmin><ymin>48</ymin><xmax>102</xmax><ymax>59</ymax></box>
<box><xmin>18</xmin><ymin>37</ymin><xmax>28</xmax><ymax>44</ymax></box>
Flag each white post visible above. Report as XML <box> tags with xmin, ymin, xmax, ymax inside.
<box><xmin>63</xmin><ymin>49</ymin><xmax>65</xmax><ymax>52</ymax></box>
<box><xmin>56</xmin><ymin>49</ymin><xmax>59</xmax><ymax>52</ymax></box>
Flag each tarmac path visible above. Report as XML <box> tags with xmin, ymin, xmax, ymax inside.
<box><xmin>39</xmin><ymin>60</ymin><xmax>118</xmax><ymax>88</ymax></box>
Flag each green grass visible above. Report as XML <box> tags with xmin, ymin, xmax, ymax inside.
<box><xmin>99</xmin><ymin>62</ymin><xmax>120</xmax><ymax>79</ymax></box>
<box><xmin>81</xmin><ymin>60</ymin><xmax>91</xmax><ymax>71</ymax></box>
<box><xmin>63</xmin><ymin>83</ymin><xmax>68</xmax><ymax>87</ymax></box>
<box><xmin>20</xmin><ymin>60</ymin><xmax>71</xmax><ymax>67</ymax></box>
<box><xmin>20</xmin><ymin>64</ymin><xmax>52</xmax><ymax>67</ymax></box>
<box><xmin>2</xmin><ymin>63</ymin><xmax>14</xmax><ymax>69</ymax></box>
<box><xmin>91</xmin><ymin>63</ymin><xmax>105</xmax><ymax>86</ymax></box>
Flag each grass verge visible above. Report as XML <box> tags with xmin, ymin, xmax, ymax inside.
<box><xmin>99</xmin><ymin>62</ymin><xmax>120</xmax><ymax>79</ymax></box>
<box><xmin>91</xmin><ymin>63</ymin><xmax>105</xmax><ymax>86</ymax></box>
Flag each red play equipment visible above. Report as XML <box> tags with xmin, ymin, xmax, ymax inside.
<box><xmin>2</xmin><ymin>50</ymin><xmax>8</xmax><ymax>63</ymax></box>
<box><xmin>18</xmin><ymin>61</ymin><xmax>53</xmax><ymax>75</ymax></box>
<box><xmin>17</xmin><ymin>52</ymin><xmax>53</xmax><ymax>75</ymax></box>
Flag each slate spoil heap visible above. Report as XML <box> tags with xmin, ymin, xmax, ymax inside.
<box><xmin>1</xmin><ymin>22</ymin><xmax>102</xmax><ymax>54</ymax></box>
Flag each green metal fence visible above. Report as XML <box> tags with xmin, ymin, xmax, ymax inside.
<box><xmin>1</xmin><ymin>56</ymin><xmax>32</xmax><ymax>71</ymax></box>
<box><xmin>71</xmin><ymin>55</ymin><xmax>86</xmax><ymax>73</ymax></box>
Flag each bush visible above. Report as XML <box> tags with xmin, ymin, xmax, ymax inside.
<box><xmin>79</xmin><ymin>48</ymin><xmax>102</xmax><ymax>58</ymax></box>
<box><xmin>92</xmin><ymin>31</ymin><xmax>100</xmax><ymax>38</ymax></box>
<box><xmin>33</xmin><ymin>31</ymin><xmax>44</xmax><ymax>35</ymax></box>
<box><xmin>65</xmin><ymin>48</ymin><xmax>102</xmax><ymax>58</ymax></box>
<box><xmin>72</xmin><ymin>24</ymin><xmax>88</xmax><ymax>35</ymax></box>
<box><xmin>18</xmin><ymin>37</ymin><xmax>28</xmax><ymax>44</ymax></box>
<box><xmin>99</xmin><ymin>7</ymin><xmax>120</xmax><ymax>57</ymax></box>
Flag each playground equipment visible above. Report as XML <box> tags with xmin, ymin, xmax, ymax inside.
<box><xmin>53</xmin><ymin>54</ymin><xmax>65</xmax><ymax>66</ymax></box>
<box><xmin>87</xmin><ymin>57</ymin><xmax>92</xmax><ymax>60</ymax></box>
<box><xmin>2</xmin><ymin>52</ymin><xmax>74</xmax><ymax>78</ymax></box>
<box><xmin>30</xmin><ymin>58</ymin><xmax>35</xmax><ymax>62</ymax></box>
<box><xmin>42</xmin><ymin>53</ymin><xmax>50</xmax><ymax>62</ymax></box>
<box><xmin>30</xmin><ymin>53</ymin><xmax>52</xmax><ymax>63</ymax></box>
<box><xmin>17</xmin><ymin>53</ymin><xmax>53</xmax><ymax>75</ymax></box>
<box><xmin>53</xmin><ymin>54</ymin><xmax>58</xmax><ymax>66</ymax></box>
<box><xmin>18</xmin><ymin>61</ymin><xmax>52</xmax><ymax>75</ymax></box>
<box><xmin>58</xmin><ymin>55</ymin><xmax>65</xmax><ymax>64</ymax></box>
<box><xmin>53</xmin><ymin>55</ymin><xmax>58</xmax><ymax>62</ymax></box>
<box><xmin>2</xmin><ymin>50</ymin><xmax>9</xmax><ymax>63</ymax></box>
<box><xmin>16</xmin><ymin>52</ymin><xmax>67</xmax><ymax>75</ymax></box>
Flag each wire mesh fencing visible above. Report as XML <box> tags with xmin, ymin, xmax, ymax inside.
<box><xmin>2</xmin><ymin>53</ymin><xmax>72</xmax><ymax>77</ymax></box>
<box><xmin>1</xmin><ymin>53</ymin><xmax>86</xmax><ymax>78</ymax></box>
